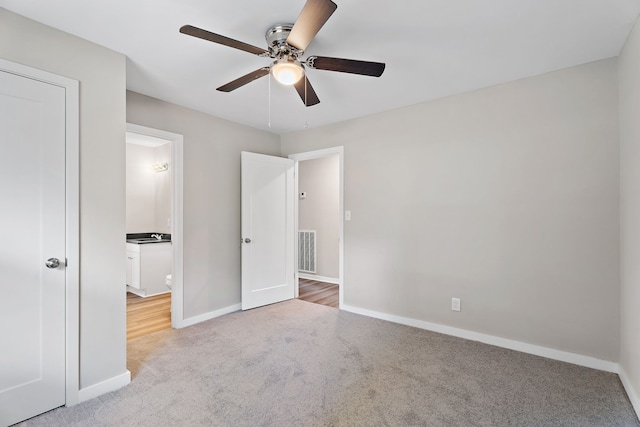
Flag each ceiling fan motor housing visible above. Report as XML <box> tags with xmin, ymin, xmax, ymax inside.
<box><xmin>265</xmin><ymin>24</ymin><xmax>303</xmax><ymax>59</ymax></box>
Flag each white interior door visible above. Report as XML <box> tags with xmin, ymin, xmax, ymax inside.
<box><xmin>241</xmin><ymin>152</ymin><xmax>295</xmax><ymax>310</ymax></box>
<box><xmin>0</xmin><ymin>70</ymin><xmax>67</xmax><ymax>425</ymax></box>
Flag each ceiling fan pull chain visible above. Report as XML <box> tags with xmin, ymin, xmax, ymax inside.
<box><xmin>268</xmin><ymin>72</ymin><xmax>272</xmax><ymax>128</ymax></box>
<box><xmin>304</xmin><ymin>73</ymin><xmax>308</xmax><ymax>128</ymax></box>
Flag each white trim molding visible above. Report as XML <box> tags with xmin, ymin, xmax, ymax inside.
<box><xmin>0</xmin><ymin>58</ymin><xmax>81</xmax><ymax>407</ymax></box>
<box><xmin>298</xmin><ymin>273</ymin><xmax>340</xmax><ymax>285</ymax></box>
<box><xmin>619</xmin><ymin>368</ymin><xmax>640</xmax><ymax>419</ymax></box>
<box><xmin>78</xmin><ymin>371</ymin><xmax>131</xmax><ymax>403</ymax></box>
<box><xmin>341</xmin><ymin>304</ymin><xmax>619</xmax><ymax>373</ymax></box>
<box><xmin>179</xmin><ymin>304</ymin><xmax>242</xmax><ymax>328</ymax></box>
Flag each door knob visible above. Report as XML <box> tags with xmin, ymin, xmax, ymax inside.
<box><xmin>45</xmin><ymin>258</ymin><xmax>60</xmax><ymax>269</ymax></box>
<box><xmin>244</xmin><ymin>238</ymin><xmax>252</xmax><ymax>243</ymax></box>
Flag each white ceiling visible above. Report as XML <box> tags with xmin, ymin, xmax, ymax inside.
<box><xmin>2</xmin><ymin>0</ymin><xmax>639</xmax><ymax>134</ymax></box>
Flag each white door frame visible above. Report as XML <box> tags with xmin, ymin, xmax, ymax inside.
<box><xmin>0</xmin><ymin>58</ymin><xmax>80</xmax><ymax>405</ymax></box>
<box><xmin>125</xmin><ymin>123</ymin><xmax>185</xmax><ymax>328</ymax></box>
<box><xmin>288</xmin><ymin>147</ymin><xmax>344</xmax><ymax>308</ymax></box>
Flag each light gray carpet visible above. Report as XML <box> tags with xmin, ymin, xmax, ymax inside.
<box><xmin>19</xmin><ymin>299</ymin><xmax>639</xmax><ymax>426</ymax></box>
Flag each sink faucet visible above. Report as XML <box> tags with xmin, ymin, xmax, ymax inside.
<box><xmin>151</xmin><ymin>233</ymin><xmax>163</xmax><ymax>240</ymax></box>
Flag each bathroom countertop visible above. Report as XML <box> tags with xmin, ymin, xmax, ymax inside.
<box><xmin>126</xmin><ymin>233</ymin><xmax>172</xmax><ymax>244</ymax></box>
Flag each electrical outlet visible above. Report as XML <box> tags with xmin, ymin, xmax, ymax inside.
<box><xmin>451</xmin><ymin>298</ymin><xmax>461</xmax><ymax>312</ymax></box>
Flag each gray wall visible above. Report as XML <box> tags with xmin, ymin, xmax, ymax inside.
<box><xmin>298</xmin><ymin>155</ymin><xmax>340</xmax><ymax>279</ymax></box>
<box><xmin>126</xmin><ymin>143</ymin><xmax>156</xmax><ymax>232</ymax></box>
<box><xmin>619</xmin><ymin>15</ymin><xmax>640</xmax><ymax>408</ymax></box>
<box><xmin>0</xmin><ymin>9</ymin><xmax>127</xmax><ymax>388</ymax></box>
<box><xmin>125</xmin><ymin>142</ymin><xmax>172</xmax><ymax>234</ymax></box>
<box><xmin>282</xmin><ymin>58</ymin><xmax>620</xmax><ymax>362</ymax></box>
<box><xmin>154</xmin><ymin>143</ymin><xmax>172</xmax><ymax>234</ymax></box>
<box><xmin>126</xmin><ymin>91</ymin><xmax>281</xmax><ymax>318</ymax></box>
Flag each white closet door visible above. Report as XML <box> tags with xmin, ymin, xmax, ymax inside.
<box><xmin>0</xmin><ymin>69</ymin><xmax>67</xmax><ymax>426</ymax></box>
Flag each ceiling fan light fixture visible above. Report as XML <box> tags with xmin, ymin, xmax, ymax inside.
<box><xmin>271</xmin><ymin>59</ymin><xmax>304</xmax><ymax>85</ymax></box>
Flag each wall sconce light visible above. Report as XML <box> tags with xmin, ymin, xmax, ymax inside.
<box><xmin>152</xmin><ymin>162</ymin><xmax>169</xmax><ymax>172</ymax></box>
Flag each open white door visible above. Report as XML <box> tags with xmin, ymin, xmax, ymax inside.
<box><xmin>0</xmin><ymin>69</ymin><xmax>66</xmax><ymax>425</ymax></box>
<box><xmin>241</xmin><ymin>152</ymin><xmax>295</xmax><ymax>310</ymax></box>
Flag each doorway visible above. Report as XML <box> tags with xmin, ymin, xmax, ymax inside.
<box><xmin>289</xmin><ymin>147</ymin><xmax>344</xmax><ymax>308</ymax></box>
<box><xmin>125</xmin><ymin>123</ymin><xmax>184</xmax><ymax>332</ymax></box>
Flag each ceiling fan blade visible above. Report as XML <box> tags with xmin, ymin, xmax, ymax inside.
<box><xmin>286</xmin><ymin>0</ymin><xmax>337</xmax><ymax>51</ymax></box>
<box><xmin>217</xmin><ymin>67</ymin><xmax>270</xmax><ymax>92</ymax></box>
<box><xmin>294</xmin><ymin>75</ymin><xmax>320</xmax><ymax>106</ymax></box>
<box><xmin>307</xmin><ymin>56</ymin><xmax>385</xmax><ymax>77</ymax></box>
<box><xmin>180</xmin><ymin>25</ymin><xmax>269</xmax><ymax>56</ymax></box>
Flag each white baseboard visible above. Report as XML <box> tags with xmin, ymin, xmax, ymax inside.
<box><xmin>298</xmin><ymin>273</ymin><xmax>340</xmax><ymax>285</ymax></box>
<box><xmin>77</xmin><ymin>370</ymin><xmax>130</xmax><ymax>404</ymax></box>
<box><xmin>619</xmin><ymin>367</ymin><xmax>640</xmax><ymax>419</ymax></box>
<box><xmin>127</xmin><ymin>286</ymin><xmax>171</xmax><ymax>298</ymax></box>
<box><xmin>176</xmin><ymin>303</ymin><xmax>241</xmax><ymax>328</ymax></box>
<box><xmin>341</xmin><ymin>304</ymin><xmax>618</xmax><ymax>373</ymax></box>
<box><xmin>126</xmin><ymin>285</ymin><xmax>146</xmax><ymax>297</ymax></box>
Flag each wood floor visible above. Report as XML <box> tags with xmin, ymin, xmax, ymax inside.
<box><xmin>298</xmin><ymin>278</ymin><xmax>339</xmax><ymax>308</ymax></box>
<box><xmin>126</xmin><ymin>292</ymin><xmax>171</xmax><ymax>341</ymax></box>
<box><xmin>126</xmin><ymin>280</ymin><xmax>335</xmax><ymax>341</ymax></box>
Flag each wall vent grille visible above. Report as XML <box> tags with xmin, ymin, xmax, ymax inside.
<box><xmin>298</xmin><ymin>230</ymin><xmax>316</xmax><ymax>273</ymax></box>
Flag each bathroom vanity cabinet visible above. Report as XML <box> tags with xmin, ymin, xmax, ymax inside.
<box><xmin>126</xmin><ymin>241</ymin><xmax>171</xmax><ymax>297</ymax></box>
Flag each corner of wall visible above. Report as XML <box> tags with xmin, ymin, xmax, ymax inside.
<box><xmin>618</xmin><ymin>12</ymin><xmax>640</xmax><ymax>421</ymax></box>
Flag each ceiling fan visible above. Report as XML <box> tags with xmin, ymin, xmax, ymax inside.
<box><xmin>179</xmin><ymin>0</ymin><xmax>385</xmax><ymax>107</ymax></box>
